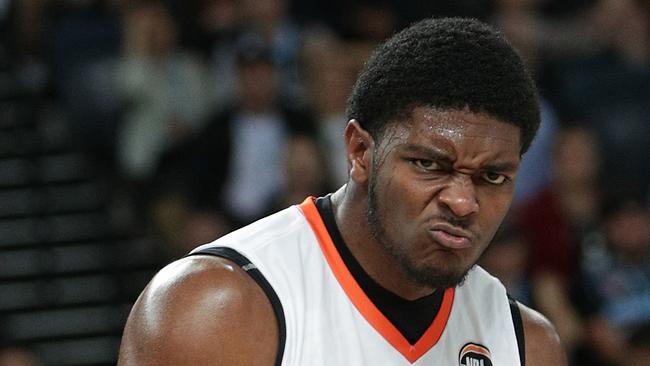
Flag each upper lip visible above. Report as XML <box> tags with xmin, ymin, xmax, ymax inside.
<box><xmin>429</xmin><ymin>223</ymin><xmax>473</xmax><ymax>240</ymax></box>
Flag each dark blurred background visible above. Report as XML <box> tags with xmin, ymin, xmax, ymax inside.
<box><xmin>0</xmin><ymin>0</ymin><xmax>649</xmax><ymax>365</ymax></box>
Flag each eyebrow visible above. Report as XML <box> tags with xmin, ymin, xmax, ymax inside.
<box><xmin>482</xmin><ymin>161</ymin><xmax>519</xmax><ymax>173</ymax></box>
<box><xmin>398</xmin><ymin>144</ymin><xmax>519</xmax><ymax>172</ymax></box>
<box><xmin>398</xmin><ymin>144</ymin><xmax>451</xmax><ymax>161</ymax></box>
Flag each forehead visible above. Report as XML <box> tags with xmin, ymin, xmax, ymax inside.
<box><xmin>380</xmin><ymin>107</ymin><xmax>521</xmax><ymax>160</ymax></box>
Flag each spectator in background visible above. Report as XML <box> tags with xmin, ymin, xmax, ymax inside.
<box><xmin>265</xmin><ymin>134</ymin><xmax>333</xmax><ymax>214</ymax></box>
<box><xmin>150</xmin><ymin>39</ymin><xmax>316</xmax><ymax>257</ymax></box>
<box><xmin>490</xmin><ymin>0</ymin><xmax>562</xmax><ymax>208</ymax></box>
<box><xmin>116</xmin><ymin>1</ymin><xmax>211</xmax><ymax>183</ymax></box>
<box><xmin>301</xmin><ymin>31</ymin><xmax>372</xmax><ymax>186</ymax></box>
<box><xmin>516</xmin><ymin>126</ymin><xmax>603</xmax><ymax>358</ymax></box>
<box><xmin>167</xmin><ymin>0</ymin><xmax>243</xmax><ymax>58</ymax></box>
<box><xmin>204</xmin><ymin>39</ymin><xmax>315</xmax><ymax>223</ymax></box>
<box><xmin>491</xmin><ymin>0</ymin><xmax>650</xmax><ymax>197</ymax></box>
<box><xmin>341</xmin><ymin>0</ymin><xmax>399</xmax><ymax>42</ymax></box>
<box><xmin>208</xmin><ymin>0</ymin><xmax>305</xmax><ymax>109</ymax></box>
<box><xmin>44</xmin><ymin>0</ymin><xmax>125</xmax><ymax>163</ymax></box>
<box><xmin>539</xmin><ymin>0</ymin><xmax>650</xmax><ymax>191</ymax></box>
<box><xmin>568</xmin><ymin>187</ymin><xmax>650</xmax><ymax>366</ymax></box>
<box><xmin>583</xmin><ymin>189</ymin><xmax>650</xmax><ymax>332</ymax></box>
<box><xmin>510</xmin><ymin>100</ymin><xmax>559</xmax><ymax>207</ymax></box>
<box><xmin>479</xmin><ymin>217</ymin><xmax>531</xmax><ymax>305</ymax></box>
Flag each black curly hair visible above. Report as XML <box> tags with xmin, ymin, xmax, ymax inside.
<box><xmin>346</xmin><ymin>17</ymin><xmax>540</xmax><ymax>154</ymax></box>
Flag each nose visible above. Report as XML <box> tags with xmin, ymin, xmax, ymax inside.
<box><xmin>437</xmin><ymin>175</ymin><xmax>479</xmax><ymax>218</ymax></box>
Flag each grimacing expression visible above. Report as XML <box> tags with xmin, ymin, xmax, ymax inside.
<box><xmin>366</xmin><ymin>107</ymin><xmax>521</xmax><ymax>289</ymax></box>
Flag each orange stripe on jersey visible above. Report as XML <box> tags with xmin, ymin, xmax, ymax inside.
<box><xmin>298</xmin><ymin>197</ymin><xmax>455</xmax><ymax>363</ymax></box>
<box><xmin>460</xmin><ymin>344</ymin><xmax>492</xmax><ymax>358</ymax></box>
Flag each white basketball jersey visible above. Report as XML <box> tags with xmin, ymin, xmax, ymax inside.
<box><xmin>191</xmin><ymin>197</ymin><xmax>524</xmax><ymax>366</ymax></box>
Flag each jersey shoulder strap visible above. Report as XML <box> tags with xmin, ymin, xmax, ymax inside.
<box><xmin>507</xmin><ymin>294</ymin><xmax>526</xmax><ymax>366</ymax></box>
<box><xmin>188</xmin><ymin>246</ymin><xmax>286</xmax><ymax>366</ymax></box>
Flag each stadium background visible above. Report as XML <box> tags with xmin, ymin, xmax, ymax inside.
<box><xmin>0</xmin><ymin>0</ymin><xmax>649</xmax><ymax>365</ymax></box>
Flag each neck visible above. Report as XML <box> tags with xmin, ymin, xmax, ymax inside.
<box><xmin>330</xmin><ymin>185</ymin><xmax>436</xmax><ymax>300</ymax></box>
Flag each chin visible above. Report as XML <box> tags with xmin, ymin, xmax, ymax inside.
<box><xmin>402</xmin><ymin>260</ymin><xmax>472</xmax><ymax>289</ymax></box>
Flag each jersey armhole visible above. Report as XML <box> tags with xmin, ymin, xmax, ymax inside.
<box><xmin>508</xmin><ymin>294</ymin><xmax>526</xmax><ymax>366</ymax></box>
<box><xmin>188</xmin><ymin>247</ymin><xmax>286</xmax><ymax>366</ymax></box>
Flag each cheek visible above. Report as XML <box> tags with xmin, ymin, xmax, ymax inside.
<box><xmin>479</xmin><ymin>189</ymin><xmax>513</xmax><ymax>219</ymax></box>
<box><xmin>483</xmin><ymin>201</ymin><xmax>509</xmax><ymax>225</ymax></box>
<box><xmin>382</xmin><ymin>174</ymin><xmax>433</xmax><ymax>223</ymax></box>
<box><xmin>373</xmin><ymin>177</ymin><xmax>422</xmax><ymax>240</ymax></box>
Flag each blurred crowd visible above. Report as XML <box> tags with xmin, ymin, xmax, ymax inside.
<box><xmin>1</xmin><ymin>0</ymin><xmax>650</xmax><ymax>365</ymax></box>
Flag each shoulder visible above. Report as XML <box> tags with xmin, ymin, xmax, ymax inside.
<box><xmin>517</xmin><ymin>302</ymin><xmax>567</xmax><ymax>366</ymax></box>
<box><xmin>118</xmin><ymin>255</ymin><xmax>278</xmax><ymax>365</ymax></box>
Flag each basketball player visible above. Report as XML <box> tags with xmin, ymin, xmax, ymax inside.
<box><xmin>118</xmin><ymin>18</ymin><xmax>566</xmax><ymax>365</ymax></box>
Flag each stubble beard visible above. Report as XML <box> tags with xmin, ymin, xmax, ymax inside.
<box><xmin>366</xmin><ymin>163</ymin><xmax>471</xmax><ymax>291</ymax></box>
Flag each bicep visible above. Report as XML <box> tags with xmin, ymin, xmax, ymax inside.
<box><xmin>118</xmin><ymin>257</ymin><xmax>278</xmax><ymax>365</ymax></box>
<box><xmin>518</xmin><ymin>303</ymin><xmax>568</xmax><ymax>366</ymax></box>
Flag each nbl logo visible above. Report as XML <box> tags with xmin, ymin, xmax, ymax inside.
<box><xmin>459</xmin><ymin>343</ymin><xmax>493</xmax><ymax>366</ymax></box>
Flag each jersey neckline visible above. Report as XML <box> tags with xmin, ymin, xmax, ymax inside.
<box><xmin>298</xmin><ymin>197</ymin><xmax>455</xmax><ymax>363</ymax></box>
<box><xmin>314</xmin><ymin>194</ymin><xmax>445</xmax><ymax>344</ymax></box>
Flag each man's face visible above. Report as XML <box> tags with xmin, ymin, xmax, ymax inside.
<box><xmin>365</xmin><ymin>107</ymin><xmax>521</xmax><ymax>289</ymax></box>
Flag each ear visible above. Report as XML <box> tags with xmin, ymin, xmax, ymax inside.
<box><xmin>344</xmin><ymin>120</ymin><xmax>374</xmax><ymax>185</ymax></box>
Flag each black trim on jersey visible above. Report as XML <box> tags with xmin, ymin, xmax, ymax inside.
<box><xmin>508</xmin><ymin>294</ymin><xmax>526</xmax><ymax>366</ymax></box>
<box><xmin>315</xmin><ymin>195</ymin><xmax>444</xmax><ymax>345</ymax></box>
<box><xmin>188</xmin><ymin>247</ymin><xmax>286</xmax><ymax>366</ymax></box>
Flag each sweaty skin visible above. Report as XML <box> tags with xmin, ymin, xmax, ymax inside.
<box><xmin>118</xmin><ymin>108</ymin><xmax>567</xmax><ymax>366</ymax></box>
<box><xmin>335</xmin><ymin>107</ymin><xmax>522</xmax><ymax>299</ymax></box>
<box><xmin>119</xmin><ymin>256</ymin><xmax>279</xmax><ymax>365</ymax></box>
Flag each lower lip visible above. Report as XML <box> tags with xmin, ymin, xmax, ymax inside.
<box><xmin>429</xmin><ymin>230</ymin><xmax>472</xmax><ymax>249</ymax></box>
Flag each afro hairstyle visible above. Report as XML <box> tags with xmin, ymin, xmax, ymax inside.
<box><xmin>346</xmin><ymin>17</ymin><xmax>540</xmax><ymax>154</ymax></box>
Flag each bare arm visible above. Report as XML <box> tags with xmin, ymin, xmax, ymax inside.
<box><xmin>519</xmin><ymin>302</ymin><xmax>568</xmax><ymax>366</ymax></box>
<box><xmin>118</xmin><ymin>256</ymin><xmax>278</xmax><ymax>365</ymax></box>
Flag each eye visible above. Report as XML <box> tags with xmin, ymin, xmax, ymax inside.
<box><xmin>411</xmin><ymin>159</ymin><xmax>438</xmax><ymax>171</ymax></box>
<box><xmin>481</xmin><ymin>171</ymin><xmax>507</xmax><ymax>185</ymax></box>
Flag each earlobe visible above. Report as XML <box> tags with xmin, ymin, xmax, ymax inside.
<box><xmin>344</xmin><ymin>120</ymin><xmax>373</xmax><ymax>185</ymax></box>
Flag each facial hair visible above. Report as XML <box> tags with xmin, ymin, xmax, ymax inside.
<box><xmin>366</xmin><ymin>160</ymin><xmax>471</xmax><ymax>290</ymax></box>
